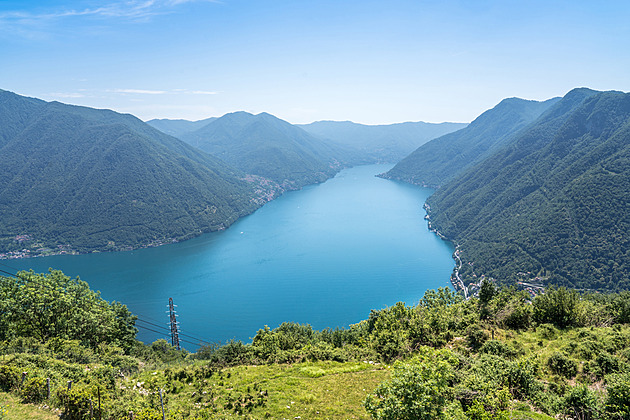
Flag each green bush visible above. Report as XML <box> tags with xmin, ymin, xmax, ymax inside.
<box><xmin>21</xmin><ymin>376</ymin><xmax>48</xmax><ymax>403</ymax></box>
<box><xmin>536</xmin><ymin>323</ymin><xmax>558</xmax><ymax>340</ymax></box>
<box><xmin>465</xmin><ymin>325</ymin><xmax>488</xmax><ymax>351</ymax></box>
<box><xmin>547</xmin><ymin>352</ymin><xmax>578</xmax><ymax>379</ymax></box>
<box><xmin>0</xmin><ymin>365</ymin><xmax>21</xmax><ymax>391</ymax></box>
<box><xmin>364</xmin><ymin>348</ymin><xmax>456</xmax><ymax>419</ymax></box>
<box><xmin>605</xmin><ymin>372</ymin><xmax>630</xmax><ymax>419</ymax></box>
<box><xmin>57</xmin><ymin>386</ymin><xmax>95</xmax><ymax>420</ymax></box>
<box><xmin>133</xmin><ymin>408</ymin><xmax>163</xmax><ymax>420</ymax></box>
<box><xmin>563</xmin><ymin>385</ymin><xmax>601</xmax><ymax>420</ymax></box>
<box><xmin>533</xmin><ymin>287</ymin><xmax>578</xmax><ymax>328</ymax></box>
<box><xmin>479</xmin><ymin>340</ymin><xmax>517</xmax><ymax>359</ymax></box>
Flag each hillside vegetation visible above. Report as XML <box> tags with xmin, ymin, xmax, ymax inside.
<box><xmin>382</xmin><ymin>97</ymin><xmax>559</xmax><ymax>187</ymax></box>
<box><xmin>299</xmin><ymin>120</ymin><xmax>467</xmax><ymax>164</ymax></box>
<box><xmin>426</xmin><ymin>89</ymin><xmax>630</xmax><ymax>291</ymax></box>
<box><xmin>2</xmin><ymin>270</ymin><xmax>630</xmax><ymax>419</ymax></box>
<box><xmin>0</xmin><ymin>90</ymin><xmax>261</xmax><ymax>257</ymax></box>
<box><xmin>146</xmin><ymin>117</ymin><xmax>217</xmax><ymax>138</ymax></box>
<box><xmin>179</xmin><ymin>112</ymin><xmax>345</xmax><ymax>190</ymax></box>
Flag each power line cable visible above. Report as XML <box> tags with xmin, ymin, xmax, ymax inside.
<box><xmin>1</xmin><ymin>268</ymin><xmax>216</xmax><ymax>348</ymax></box>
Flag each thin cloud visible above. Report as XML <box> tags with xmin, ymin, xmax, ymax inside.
<box><xmin>0</xmin><ymin>0</ymin><xmax>217</xmax><ymax>25</ymax></box>
<box><xmin>191</xmin><ymin>90</ymin><xmax>218</xmax><ymax>95</ymax></box>
<box><xmin>113</xmin><ymin>88</ymin><xmax>169</xmax><ymax>95</ymax></box>
<box><xmin>109</xmin><ymin>88</ymin><xmax>218</xmax><ymax>95</ymax></box>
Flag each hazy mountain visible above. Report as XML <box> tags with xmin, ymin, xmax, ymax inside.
<box><xmin>146</xmin><ymin>117</ymin><xmax>217</xmax><ymax>138</ymax></box>
<box><xmin>382</xmin><ymin>97</ymin><xmax>560</xmax><ymax>187</ymax></box>
<box><xmin>426</xmin><ymin>88</ymin><xmax>630</xmax><ymax>291</ymax></box>
<box><xmin>180</xmin><ymin>111</ymin><xmax>344</xmax><ymax>189</ymax></box>
<box><xmin>299</xmin><ymin>120</ymin><xmax>467</xmax><ymax>163</ymax></box>
<box><xmin>0</xmin><ymin>90</ymin><xmax>261</xmax><ymax>256</ymax></box>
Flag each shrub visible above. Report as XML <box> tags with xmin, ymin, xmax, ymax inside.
<box><xmin>465</xmin><ymin>325</ymin><xmax>488</xmax><ymax>351</ymax></box>
<box><xmin>57</xmin><ymin>386</ymin><xmax>95</xmax><ymax>420</ymax></box>
<box><xmin>479</xmin><ymin>340</ymin><xmax>517</xmax><ymax>359</ymax></box>
<box><xmin>21</xmin><ymin>376</ymin><xmax>48</xmax><ymax>403</ymax></box>
<box><xmin>537</xmin><ymin>323</ymin><xmax>558</xmax><ymax>340</ymax></box>
<box><xmin>563</xmin><ymin>385</ymin><xmax>601</xmax><ymax>420</ymax></box>
<box><xmin>0</xmin><ymin>365</ymin><xmax>21</xmax><ymax>391</ymax></box>
<box><xmin>605</xmin><ymin>372</ymin><xmax>630</xmax><ymax>418</ymax></box>
<box><xmin>547</xmin><ymin>352</ymin><xmax>578</xmax><ymax>379</ymax></box>
<box><xmin>364</xmin><ymin>348</ymin><xmax>456</xmax><ymax>419</ymax></box>
<box><xmin>533</xmin><ymin>286</ymin><xmax>578</xmax><ymax>328</ymax></box>
<box><xmin>210</xmin><ymin>340</ymin><xmax>253</xmax><ymax>366</ymax></box>
<box><xmin>505</xmin><ymin>359</ymin><xmax>540</xmax><ymax>400</ymax></box>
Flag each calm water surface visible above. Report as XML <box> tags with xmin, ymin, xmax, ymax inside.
<box><xmin>11</xmin><ymin>164</ymin><xmax>454</xmax><ymax>348</ymax></box>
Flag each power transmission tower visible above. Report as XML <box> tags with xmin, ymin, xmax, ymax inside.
<box><xmin>168</xmin><ymin>297</ymin><xmax>180</xmax><ymax>350</ymax></box>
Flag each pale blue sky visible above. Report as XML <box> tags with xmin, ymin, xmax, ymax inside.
<box><xmin>1</xmin><ymin>0</ymin><xmax>629</xmax><ymax>124</ymax></box>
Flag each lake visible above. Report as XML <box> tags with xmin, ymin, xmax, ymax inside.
<box><xmin>8</xmin><ymin>164</ymin><xmax>455</xmax><ymax>349</ymax></box>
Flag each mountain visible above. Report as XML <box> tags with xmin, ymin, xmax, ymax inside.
<box><xmin>425</xmin><ymin>88</ymin><xmax>630</xmax><ymax>291</ymax></box>
<box><xmin>180</xmin><ymin>111</ymin><xmax>344</xmax><ymax>189</ymax></box>
<box><xmin>0</xmin><ymin>90</ymin><xmax>262</xmax><ymax>257</ymax></box>
<box><xmin>382</xmin><ymin>97</ymin><xmax>560</xmax><ymax>187</ymax></box>
<box><xmin>298</xmin><ymin>120</ymin><xmax>467</xmax><ymax>163</ymax></box>
<box><xmin>146</xmin><ymin>116</ymin><xmax>217</xmax><ymax>138</ymax></box>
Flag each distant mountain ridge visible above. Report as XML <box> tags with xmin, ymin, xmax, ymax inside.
<box><xmin>425</xmin><ymin>88</ymin><xmax>630</xmax><ymax>291</ymax></box>
<box><xmin>0</xmin><ymin>90</ymin><xmax>261</xmax><ymax>257</ymax></box>
<box><xmin>382</xmin><ymin>96</ymin><xmax>560</xmax><ymax>187</ymax></box>
<box><xmin>146</xmin><ymin>117</ymin><xmax>217</xmax><ymax>138</ymax></box>
<box><xmin>299</xmin><ymin>120</ymin><xmax>467</xmax><ymax>163</ymax></box>
<box><xmin>178</xmin><ymin>111</ymin><xmax>344</xmax><ymax>190</ymax></box>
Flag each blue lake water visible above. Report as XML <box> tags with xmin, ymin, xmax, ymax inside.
<box><xmin>8</xmin><ymin>164</ymin><xmax>454</xmax><ymax>349</ymax></box>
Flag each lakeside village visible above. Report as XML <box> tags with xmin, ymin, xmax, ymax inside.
<box><xmin>0</xmin><ymin>234</ymin><xmax>180</xmax><ymax>260</ymax></box>
<box><xmin>5</xmin><ymin>208</ymin><xmax>548</xmax><ymax>301</ymax></box>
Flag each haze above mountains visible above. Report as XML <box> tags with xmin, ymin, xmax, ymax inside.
<box><xmin>1</xmin><ymin>87</ymin><xmax>628</xmax><ymax>292</ymax></box>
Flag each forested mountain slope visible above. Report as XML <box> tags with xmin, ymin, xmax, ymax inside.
<box><xmin>298</xmin><ymin>120</ymin><xmax>467</xmax><ymax>163</ymax></box>
<box><xmin>145</xmin><ymin>116</ymin><xmax>216</xmax><ymax>138</ymax></box>
<box><xmin>180</xmin><ymin>111</ymin><xmax>344</xmax><ymax>189</ymax></box>
<box><xmin>382</xmin><ymin>96</ymin><xmax>559</xmax><ymax>187</ymax></box>
<box><xmin>0</xmin><ymin>90</ymin><xmax>260</xmax><ymax>256</ymax></box>
<box><xmin>426</xmin><ymin>88</ymin><xmax>630</xmax><ymax>291</ymax></box>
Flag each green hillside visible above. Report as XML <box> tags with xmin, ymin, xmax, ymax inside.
<box><xmin>298</xmin><ymin>120</ymin><xmax>467</xmax><ymax>163</ymax></box>
<box><xmin>383</xmin><ymin>96</ymin><xmax>559</xmax><ymax>187</ymax></box>
<box><xmin>2</xmin><ymin>270</ymin><xmax>630</xmax><ymax>419</ymax></box>
<box><xmin>180</xmin><ymin>112</ymin><xmax>345</xmax><ymax>189</ymax></box>
<box><xmin>0</xmin><ymin>90</ymin><xmax>261</xmax><ymax>257</ymax></box>
<box><xmin>146</xmin><ymin>117</ymin><xmax>217</xmax><ymax>138</ymax></box>
<box><xmin>426</xmin><ymin>89</ymin><xmax>630</xmax><ymax>291</ymax></box>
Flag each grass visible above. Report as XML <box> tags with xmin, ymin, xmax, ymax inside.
<box><xmin>0</xmin><ymin>392</ymin><xmax>59</xmax><ymax>420</ymax></box>
<box><xmin>124</xmin><ymin>360</ymin><xmax>390</xmax><ymax>419</ymax></box>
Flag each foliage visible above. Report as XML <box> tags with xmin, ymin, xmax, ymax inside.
<box><xmin>3</xmin><ymin>274</ymin><xmax>630</xmax><ymax>419</ymax></box>
<box><xmin>385</xmin><ymin>96</ymin><xmax>558</xmax><ymax>188</ymax></box>
<box><xmin>562</xmin><ymin>385</ymin><xmax>601</xmax><ymax>420</ymax></box>
<box><xmin>0</xmin><ymin>366</ymin><xmax>20</xmax><ymax>392</ymax></box>
<box><xmin>533</xmin><ymin>286</ymin><xmax>579</xmax><ymax>328</ymax></box>
<box><xmin>180</xmin><ymin>111</ymin><xmax>342</xmax><ymax>188</ymax></box>
<box><xmin>605</xmin><ymin>372</ymin><xmax>630</xmax><ymax>419</ymax></box>
<box><xmin>0</xmin><ymin>270</ymin><xmax>137</xmax><ymax>349</ymax></box>
<box><xmin>21</xmin><ymin>376</ymin><xmax>47</xmax><ymax>403</ymax></box>
<box><xmin>424</xmin><ymin>89</ymin><xmax>630</xmax><ymax>291</ymax></box>
<box><xmin>364</xmin><ymin>348</ymin><xmax>456</xmax><ymax>419</ymax></box>
<box><xmin>547</xmin><ymin>352</ymin><xmax>578</xmax><ymax>379</ymax></box>
<box><xmin>0</xmin><ymin>90</ymin><xmax>261</xmax><ymax>256</ymax></box>
<box><xmin>56</xmin><ymin>386</ymin><xmax>96</xmax><ymax>420</ymax></box>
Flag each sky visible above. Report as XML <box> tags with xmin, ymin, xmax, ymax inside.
<box><xmin>1</xmin><ymin>0</ymin><xmax>629</xmax><ymax>125</ymax></box>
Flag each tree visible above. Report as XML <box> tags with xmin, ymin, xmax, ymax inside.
<box><xmin>364</xmin><ymin>347</ymin><xmax>456</xmax><ymax>419</ymax></box>
<box><xmin>0</xmin><ymin>269</ymin><xmax>137</xmax><ymax>348</ymax></box>
<box><xmin>533</xmin><ymin>286</ymin><xmax>578</xmax><ymax>328</ymax></box>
